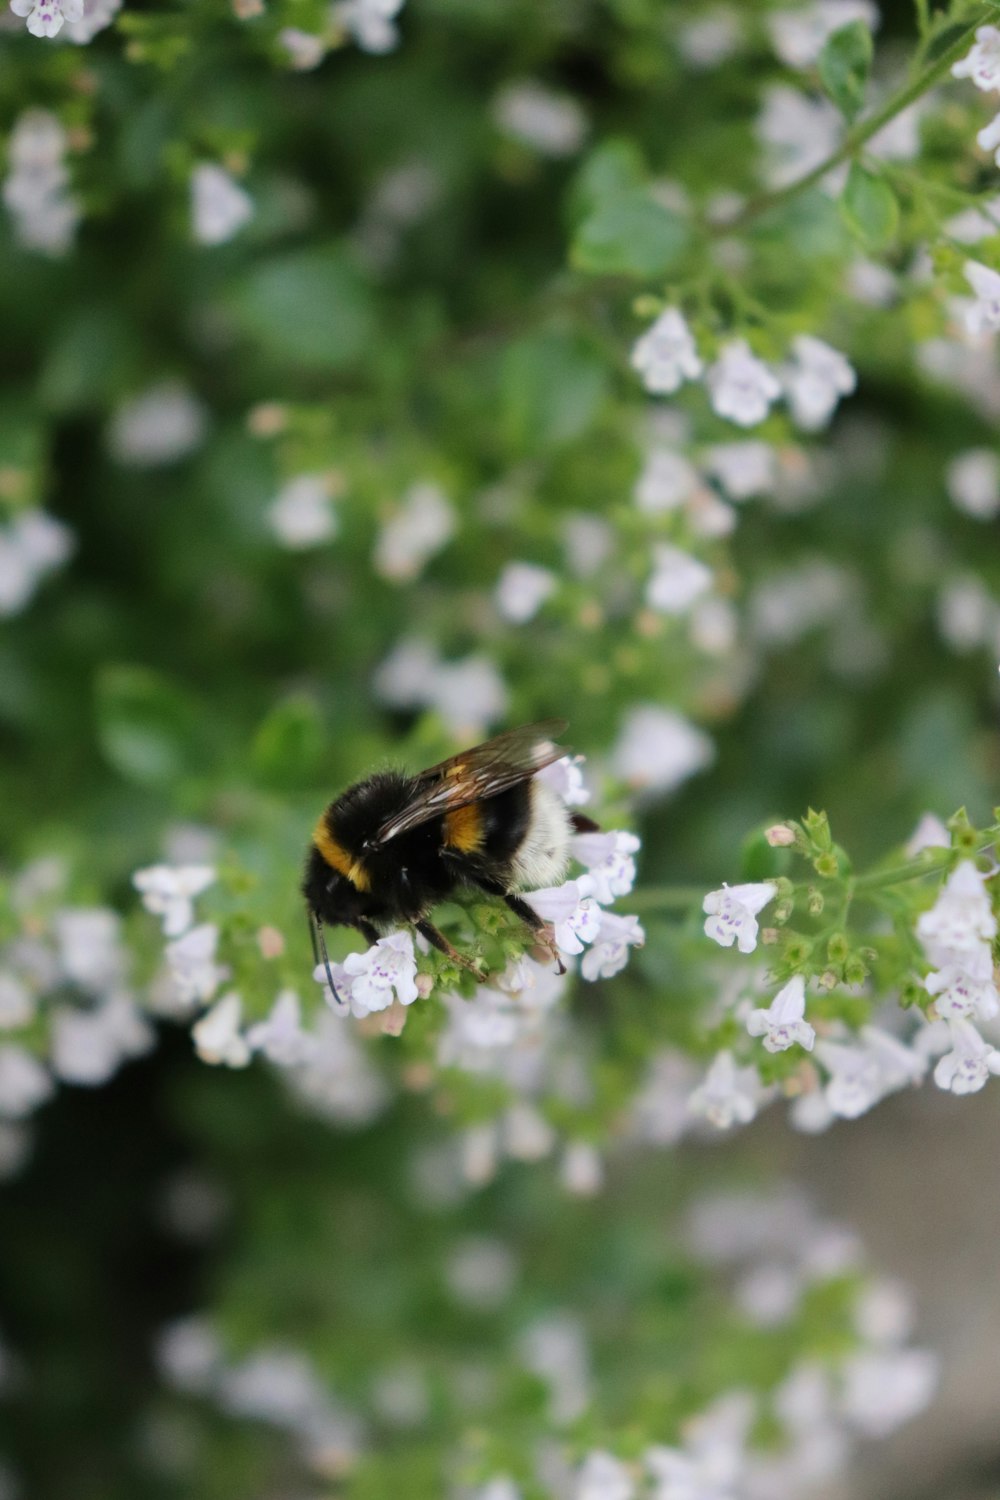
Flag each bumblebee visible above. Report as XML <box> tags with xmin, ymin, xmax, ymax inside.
<box><xmin>303</xmin><ymin>720</ymin><xmax>597</xmax><ymax>998</ymax></box>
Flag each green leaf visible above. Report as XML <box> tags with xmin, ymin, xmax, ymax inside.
<box><xmin>921</xmin><ymin>18</ymin><xmax>974</xmax><ymax>65</ymax></box>
<box><xmin>818</xmin><ymin>21</ymin><xmax>873</xmax><ymax>121</ymax></box>
<box><xmin>251</xmin><ymin>695</ymin><xmax>325</xmax><ymax>787</ymax></box>
<box><xmin>569</xmin><ymin>139</ymin><xmax>646</xmax><ymax>224</ymax></box>
<box><xmin>95</xmin><ymin>666</ymin><xmax>197</xmax><ymax>786</ymax></box>
<box><xmin>840</xmin><ymin>162</ymin><xmax>898</xmax><ymax>246</ymax></box>
<box><xmin>229</xmin><ymin>246</ymin><xmax>375</xmax><ymax>370</ymax></box>
<box><xmin>572</xmin><ymin>189</ymin><xmax>689</xmax><ymax>278</ymax></box>
<box><xmin>499</xmin><ymin>330</ymin><xmax>609</xmax><ymax>450</ymax></box>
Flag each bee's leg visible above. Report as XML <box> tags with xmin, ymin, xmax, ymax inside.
<box><xmin>415</xmin><ymin>919</ymin><xmax>487</xmax><ymax>982</ymax></box>
<box><xmin>570</xmin><ymin>812</ymin><xmax>600</xmax><ymax>833</ymax></box>
<box><xmin>468</xmin><ymin>876</ymin><xmax>566</xmax><ymax>975</ymax></box>
<box><xmin>356</xmin><ymin>919</ymin><xmax>380</xmax><ymax>947</ymax></box>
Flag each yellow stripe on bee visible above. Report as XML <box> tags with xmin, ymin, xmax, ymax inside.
<box><xmin>443</xmin><ymin>801</ymin><xmax>483</xmax><ymax>853</ymax></box>
<box><xmin>312</xmin><ymin>816</ymin><xmax>371</xmax><ymax>892</ymax></box>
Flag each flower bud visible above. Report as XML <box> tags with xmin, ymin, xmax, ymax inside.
<box><xmin>818</xmin><ymin>969</ymin><xmax>838</xmax><ymax>990</ymax></box>
<box><xmin>760</xmin><ymin>927</ymin><xmax>780</xmax><ymax>945</ymax></box>
<box><xmin>844</xmin><ymin>956</ymin><xmax>868</xmax><ymax>987</ymax></box>
<box><xmin>827</xmin><ymin>932</ymin><xmax>849</xmax><ymax>964</ymax></box>
<box><xmin>807</xmin><ymin>887</ymin><xmax>824</xmax><ymax>916</ymax></box>
<box><xmin>256</xmin><ymin>925</ymin><xmax>285</xmax><ymax>959</ymax></box>
<box><xmin>765</xmin><ymin>823</ymin><xmax>797</xmax><ymax>847</ymax></box>
<box><xmin>813</xmin><ymin>852</ymin><xmax>839</xmax><ymax>879</ymax></box>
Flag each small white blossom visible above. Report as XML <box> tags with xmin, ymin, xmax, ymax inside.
<box><xmin>916</xmin><ymin>859</ymin><xmax>997</xmax><ymax>963</ymax></box>
<box><xmin>612</xmin><ymin>705</ymin><xmax>714</xmax><ymax>796</ymax></box>
<box><xmin>61</xmin><ymin>0</ymin><xmax>120</xmax><ymax>41</ymax></box>
<box><xmin>56</xmin><ymin>908</ymin><xmax>125</xmax><ymax>994</ymax></box>
<box><xmin>571</xmin><ymin>830</ymin><xmax>640</xmax><ymax>904</ymax></box>
<box><xmin>963</xmin><ymin>259</ymin><xmax>1000</xmax><ymax>337</ymax></box>
<box><xmin>495</xmin><ymin>561</ymin><xmax>557</xmax><ymax>623</ymax></box>
<box><xmin>0</xmin><ymin>1046</ymin><xmax>52</xmax><ymax>1118</ymax></box>
<box><xmin>518</xmin><ymin>1313</ymin><xmax>590</xmax><ymax>1424</ymax></box>
<box><xmin>9</xmin><ymin>0</ymin><xmax>83</xmax><ymax>38</ymax></box>
<box><xmin>107</xmin><ymin>383</ymin><xmax>208</xmax><ymax>467</ymax></box>
<box><xmin>2</xmin><ymin>110</ymin><xmax>80</xmax><ymax>253</ymax></box>
<box><xmin>247</xmin><ymin>991</ymin><xmax>317</xmax><ymax>1065</ymax></box>
<box><xmin>634</xmin><ymin>447</ymin><xmax>699</xmax><ymax>513</ymax></box>
<box><xmin>646</xmin><ymin>544</ymin><xmax>713</xmax><ymax>615</ymax></box>
<box><xmin>51</xmin><ymin>995</ymin><xmax>153</xmax><ymax>1085</ymax></box>
<box><xmin>277</xmin><ymin>27</ymin><xmax>326</xmax><ymax>69</ymax></box>
<box><xmin>445</xmin><ymin>1236</ymin><xmax>517</xmax><ymax>1309</ymax></box>
<box><xmin>924</xmin><ymin>946</ymin><xmax>998</xmax><ymax>1021</ymax></box>
<box><xmin>706</xmin><ymin>341</ymin><xmax>781</xmax><ymax>428</ymax></box>
<box><xmin>537</xmin><ymin>754</ymin><xmax>590</xmax><ymax>807</ymax></box>
<box><xmin>702</xmin><ymin>881</ymin><xmax>777</xmax><ymax>954</ymax></box>
<box><xmin>0</xmin><ymin>509</ymin><xmax>74</xmax><ymax>617</ymax></box>
<box><xmin>267</xmin><ymin>474</ymin><xmax>338</xmax><ymax>548</ymax></box>
<box><xmin>840</xmin><ymin>1349</ymin><xmax>938</xmax><ymax>1437</ymax></box>
<box><xmin>905</xmin><ymin>812</ymin><xmax>950</xmax><ymax>856</ymax></box>
<box><xmin>933</xmin><ymin>1017</ymin><xmax>1000</xmax><ymax>1094</ymax></box>
<box><xmin>561</xmin><ymin>1140</ymin><xmax>604</xmax><ymax>1196</ymax></box>
<box><xmin>0</xmin><ymin>976</ymin><xmax>34</xmax><ymax>1030</ymax></box>
<box><xmin>320</xmin><ymin>931</ymin><xmax>419</xmax><ymax>1018</ymax></box>
<box><xmin>133</xmin><ymin>864</ymin><xmax>216</xmax><ymax>938</ymax></box>
<box><xmin>526</xmin><ymin>879</ymin><xmax>601</xmax><ymax>957</ymax></box>
<box><xmin>946</xmin><ymin>448</ymin><xmax>1000</xmax><ymax>520</ymax></box>
<box><xmin>688</xmin><ymin>1050</ymin><xmax>762</xmax><ymax>1130</ymax></box>
<box><xmin>373</xmin><ymin>481</ymin><xmax>454</xmax><ymax>582</ymax></box>
<box><xmin>192</xmin><ymin>992</ymin><xmax>251</xmax><ymax>1068</ymax></box>
<box><xmin>333</xmin><ymin>0</ymin><xmax>404</xmax><ymax>54</ymax></box>
<box><xmin>704</xmin><ymin>440</ymin><xmax>775</xmax><ymax>500</ymax></box>
<box><xmin>290</xmin><ymin>1011</ymin><xmax>387</xmax><ymax>1124</ymax></box>
<box><xmin>952</xmin><ymin>25</ymin><xmax>1000</xmax><ymax>92</ymax></box>
<box><xmin>746</xmin><ymin>975</ymin><xmax>815</xmax><ymax>1053</ymax></box>
<box><xmin>504</xmin><ymin>1101</ymin><xmax>556</xmax><ymax>1161</ymax></box>
<box><xmin>190</xmin><ymin>164</ymin><xmax>254</xmax><ymax>246</ymax></box>
<box><xmin>677</xmin><ymin>8</ymin><xmax>741</xmax><ymax>68</ymax></box>
<box><xmin>756</xmin><ymin>85</ymin><xmax>842</xmax><ymax>191</ymax></box>
<box><xmin>493</xmin><ymin>80</ymin><xmax>587</xmax><ymax>157</ymax></box>
<box><xmin>816</xmin><ymin>1027</ymin><xmax>926</xmax><ymax>1119</ymax></box>
<box><xmin>580</xmin><ymin>911</ymin><xmax>644</xmax><ymax>981</ymax></box>
<box><xmin>574</xmin><ymin>1450</ymin><xmax>635</xmax><ymax>1500</ymax></box>
<box><xmin>630</xmin><ymin>309</ymin><xmax>703</xmax><ymax>396</ymax></box>
<box><xmin>782</xmin><ymin>335</ymin><xmax>856</xmax><ymax>431</ymax></box>
<box><xmin>165</xmin><ymin>923</ymin><xmax>225</xmax><ymax>1008</ymax></box>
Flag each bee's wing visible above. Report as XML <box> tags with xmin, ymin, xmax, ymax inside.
<box><xmin>375</xmin><ymin>720</ymin><xmax>569</xmax><ymax>845</ymax></box>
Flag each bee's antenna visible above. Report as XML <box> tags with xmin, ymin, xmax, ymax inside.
<box><xmin>309</xmin><ymin>908</ymin><xmax>344</xmax><ymax>1007</ymax></box>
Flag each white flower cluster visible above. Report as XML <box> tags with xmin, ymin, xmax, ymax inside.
<box><xmin>374</xmin><ymin>637</ymin><xmax>508</xmax><ymax>736</ymax></box>
<box><xmin>2</xmin><ymin>111</ymin><xmax>81</xmax><ymax>255</ymax></box>
<box><xmin>373</xmin><ymin>480</ymin><xmax>455</xmax><ymax>582</ymax></box>
<box><xmin>0</xmin><ymin>508</ymin><xmax>74</xmax><ymax>618</ymax></box>
<box><xmin>917</xmin><ymin>860</ymin><xmax>1000</xmax><ymax>1095</ymax></box>
<box><xmin>632</xmin><ymin>311</ymin><xmax>855</xmax><ymax>431</ymax></box>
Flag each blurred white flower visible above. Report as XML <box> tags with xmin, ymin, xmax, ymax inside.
<box><xmin>192</xmin><ymin>992</ymin><xmax>251</xmax><ymax>1068</ymax></box>
<box><xmin>676</xmin><ymin>7</ymin><xmax>741</xmax><ymax>68</ymax></box>
<box><xmin>9</xmin><ymin>0</ymin><xmax>83</xmax><ymax>39</ymax></box>
<box><xmin>646</xmin><ymin>543</ymin><xmax>713</xmax><ymax>614</ymax></box>
<box><xmin>964</xmin><ymin>259</ymin><xmax>1000</xmax><ymax>337</ymax></box>
<box><xmin>562</xmin><ymin>514</ymin><xmax>613</xmax><ymax>577</ymax></box>
<box><xmin>156</xmin><ymin>1316</ymin><xmax>223</xmax><ymax>1393</ymax></box>
<box><xmin>688</xmin><ymin>1049</ymin><xmax>763</xmax><ymax>1130</ymax></box>
<box><xmin>373</xmin><ymin>481</ymin><xmax>454</xmax><ymax>582</ymax></box>
<box><xmin>782</xmin><ymin>335</ymin><xmax>856</xmax><ymax>431</ymax></box>
<box><xmin>704</xmin><ymin>440</ymin><xmax>775</xmax><ymax>500</ymax></box>
<box><xmin>702</xmin><ymin>882</ymin><xmax>777</xmax><ymax>955</ymax></box>
<box><xmin>165</xmin><ymin>923</ymin><xmax>226</xmax><ymax>1008</ymax></box>
<box><xmin>2</xmin><ymin>110</ymin><xmax>80</xmax><ymax>252</ymax></box>
<box><xmin>611</xmin><ymin>706</ymin><xmax>714</xmax><ymax>795</ymax></box>
<box><xmin>373</xmin><ymin>638</ymin><xmax>508</xmax><ymax>735</ymax></box>
<box><xmin>816</xmin><ymin>1028</ymin><xmax>926</xmax><ymax>1118</ymax></box>
<box><xmin>904</xmin><ymin>812</ymin><xmax>950</xmax><ymax>856</ymax></box>
<box><xmin>518</xmin><ymin>1313</ymin><xmax>590</xmax><ymax>1425</ymax></box>
<box><xmin>61</xmin><ymin>0</ymin><xmax>120</xmax><ymax>41</ymax></box>
<box><xmin>51</xmin><ymin>994</ymin><xmax>154</xmax><ymax>1085</ymax></box>
<box><xmin>190</xmin><ymin>163</ymin><xmax>253</xmax><ymax>245</ymax></box>
<box><xmin>631</xmin><ymin>309</ymin><xmax>703</xmax><ymax>395</ymax></box>
<box><xmin>56</xmin><ymin>909</ymin><xmax>125</xmax><ymax>994</ymax></box>
<box><xmin>756</xmin><ymin>85</ymin><xmax>841</xmax><ymax>191</ymax></box>
<box><xmin>0</xmin><ymin>1046</ymin><xmax>52</xmax><ymax>1119</ymax></box>
<box><xmin>493</xmin><ymin>79</ymin><xmax>587</xmax><ymax>157</ymax></box>
<box><xmin>746</xmin><ymin>975</ymin><xmax>815</xmax><ymax>1053</ymax></box>
<box><xmin>277</xmin><ymin>27</ymin><xmax>326</xmax><ymax>68</ymax></box>
<box><xmin>537</xmin><ymin>754</ymin><xmax>591</xmax><ymax>807</ymax></box>
<box><xmin>495</xmin><ymin>561</ymin><xmax>557</xmax><ymax>623</ymax></box>
<box><xmin>333</xmin><ymin>0</ymin><xmax>405</xmax><ymax>54</ymax></box>
<box><xmin>445</xmin><ymin>1235</ymin><xmax>517</xmax><ymax>1309</ymax></box>
<box><xmin>768</xmin><ymin>0</ymin><xmax>878</xmax><ymax>68</ymax></box>
<box><xmin>840</xmin><ymin>1349</ymin><xmax>938</xmax><ymax>1437</ymax></box>
<box><xmin>933</xmin><ymin>1017</ymin><xmax>1000</xmax><ymax>1093</ymax></box>
<box><xmin>268</xmin><ymin>474</ymin><xmax>338</xmax><ymax>548</ymax></box>
<box><xmin>289</xmin><ymin>1010</ymin><xmax>388</xmax><ymax>1124</ymax></box>
<box><xmin>560</xmin><ymin>1140</ymin><xmax>603</xmax><ymax>1195</ymax></box>
<box><xmin>0</xmin><ymin>976</ymin><xmax>34</xmax><ymax>1031</ymax></box>
<box><xmin>133</xmin><ymin>864</ymin><xmax>216</xmax><ymax>938</ymax></box>
<box><xmin>952</xmin><ymin>24</ymin><xmax>1000</xmax><ymax>92</ymax></box>
<box><xmin>916</xmin><ymin>860</ymin><xmax>996</xmax><ymax>963</ymax></box>
<box><xmin>634</xmin><ymin>447</ymin><xmax>699</xmax><ymax>513</ymax></box>
<box><xmin>504</xmin><ymin>1101</ymin><xmax>556</xmax><ymax>1161</ymax></box>
<box><xmin>574</xmin><ymin>1451</ymin><xmax>634</xmax><ymax>1500</ymax></box>
<box><xmin>946</xmin><ymin>448</ymin><xmax>1000</xmax><ymax>519</ymax></box>
<box><xmin>107</xmin><ymin>382</ymin><xmax>208</xmax><ymax>467</ymax></box>
<box><xmin>707</xmin><ymin>341</ymin><xmax>781</xmax><ymax>428</ymax></box>
<box><xmin>247</xmin><ymin>990</ymin><xmax>317</xmax><ymax>1065</ymax></box>
<box><xmin>0</xmin><ymin>509</ymin><xmax>74</xmax><ymax>617</ymax></box>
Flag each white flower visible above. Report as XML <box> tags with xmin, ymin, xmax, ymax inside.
<box><xmin>290</xmin><ymin>1011</ymin><xmax>387</xmax><ymax>1123</ymax></box>
<box><xmin>933</xmin><ymin>1017</ymin><xmax>1000</xmax><ymax>1094</ymax></box>
<box><xmin>782</xmin><ymin>335</ymin><xmax>856</xmax><ymax>431</ymax></box>
<box><xmin>0</xmin><ymin>976</ymin><xmax>34</xmax><ymax>1030</ymax></box>
<box><xmin>267</xmin><ymin>474</ymin><xmax>338</xmax><ymax>548</ymax></box>
<box><xmin>495</xmin><ymin>562</ymin><xmax>557</xmax><ymax>623</ymax></box>
<box><xmin>518</xmin><ymin>1312</ymin><xmax>590</xmax><ymax>1424</ymax></box>
<box><xmin>165</xmin><ymin>923</ymin><xmax>225</xmax><ymax>1007</ymax></box>
<box><xmin>525</xmin><ymin>879</ymin><xmax>601</xmax><ymax>957</ymax></box>
<box><xmin>768</xmin><ymin>1</ymin><xmax>878</xmax><ymax>69</ymax></box>
<box><xmin>51</xmin><ymin>995</ymin><xmax>153</xmax><ymax>1085</ymax></box>
<box><xmin>437</xmin><ymin>988</ymin><xmax>521</xmax><ymax>1067</ymax></box>
<box><xmin>156</xmin><ymin>1317</ymin><xmax>223</xmax><ymax>1393</ymax></box>
<box><xmin>756</xmin><ymin>85</ymin><xmax>842</xmax><ymax>191</ymax></box>
<box><xmin>816</xmin><ymin>1027</ymin><xmax>926</xmax><ymax>1118</ymax></box>
<box><xmin>561</xmin><ymin>1140</ymin><xmax>604</xmax><ymax>1196</ymax></box>
<box><xmin>2</xmin><ymin>111</ymin><xmax>80</xmax><ymax>254</ymax></box>
<box><xmin>580</xmin><ymin>911</ymin><xmax>644</xmax><ymax>981</ymax></box>
<box><xmin>0</xmin><ymin>509</ymin><xmax>74</xmax><ymax>617</ymax></box>
<box><xmin>0</xmin><ymin>1046</ymin><xmax>52</xmax><ymax>1118</ymax></box>
<box><xmin>703</xmin><ymin>440</ymin><xmax>775</xmax><ymax>500</ymax></box>
<box><xmin>574</xmin><ymin>1451</ymin><xmax>635</xmax><ymax>1500</ymax></box>
<box><xmin>537</xmin><ymin>754</ymin><xmax>590</xmax><ymax>807</ymax></box>
<box><xmin>192</xmin><ymin>992</ymin><xmax>251</xmax><ymax>1068</ymax></box>
<box><xmin>707</xmin><ymin>341</ymin><xmax>781</xmax><ymax>428</ymax></box>
<box><xmin>904</xmin><ymin>812</ymin><xmax>950</xmax><ymax>856</ymax></box>
<box><xmin>373</xmin><ymin>481</ymin><xmax>454</xmax><ymax>582</ymax></box>
<box><xmin>61</xmin><ymin>0</ymin><xmax>121</xmax><ymax>42</ymax></box>
<box><xmin>611</xmin><ymin>705</ymin><xmax>714</xmax><ymax>796</ymax></box>
<box><xmin>107</xmin><ymin>383</ymin><xmax>207</xmax><ymax>467</ymax></box>
<box><xmin>952</xmin><ymin>25</ymin><xmax>1000</xmax><ymax>92</ymax></box>
<box><xmin>964</xmin><ymin>259</ymin><xmax>1000</xmax><ymax>337</ymax></box>
<box><xmin>190</xmin><ymin>164</ymin><xmax>254</xmax><ymax>246</ymax></box>
<box><xmin>246</xmin><ymin>990</ymin><xmax>317</xmax><ymax>1065</ymax></box>
<box><xmin>276</xmin><ymin>27</ymin><xmax>326</xmax><ymax>69</ymax></box>
<box><xmin>504</xmin><ymin>1102</ymin><xmax>556</xmax><ymax>1161</ymax></box>
<box><xmin>493</xmin><ymin>80</ymin><xmax>587</xmax><ymax>157</ymax></box>
<box><xmin>746</xmin><ymin>975</ymin><xmax>815</xmax><ymax>1053</ymax></box>
<box><xmin>677</xmin><ymin>8</ymin><xmax>741</xmax><ymax>68</ymax></box>
<box><xmin>333</xmin><ymin>0</ymin><xmax>404</xmax><ymax>54</ymax></box>
<box><xmin>9</xmin><ymin>0</ymin><xmax>83</xmax><ymax>37</ymax></box>
<box><xmin>702</xmin><ymin>881</ymin><xmax>777</xmax><ymax>954</ymax></box>
<box><xmin>571</xmin><ymin>830</ymin><xmax>640</xmax><ymax>904</ymax></box>
<box><xmin>916</xmin><ymin>859</ymin><xmax>997</xmax><ymax>963</ymax></box>
<box><xmin>630</xmin><ymin>309</ymin><xmax>703</xmax><ymax>396</ymax></box>
<box><xmin>840</xmin><ymin>1349</ymin><xmax>939</xmax><ymax>1437</ymax></box>
<box><xmin>563</xmin><ymin>513</ymin><xmax>613</xmax><ymax>577</ymax></box>
<box><xmin>55</xmin><ymin>908</ymin><xmax>125</xmax><ymax>994</ymax></box>
<box><xmin>645</xmin><ymin>544</ymin><xmax>713</xmax><ymax>615</ymax></box>
<box><xmin>688</xmin><ymin>1050</ymin><xmax>762</xmax><ymax>1130</ymax></box>
<box><xmin>634</xmin><ymin>448</ymin><xmax>699</xmax><ymax>513</ymax></box>
<box><xmin>946</xmin><ymin>448</ymin><xmax>1000</xmax><ymax>520</ymax></box>
<box><xmin>133</xmin><ymin>864</ymin><xmax>216</xmax><ymax>938</ymax></box>
<box><xmin>924</xmin><ymin>946</ymin><xmax>998</xmax><ymax>1021</ymax></box>
<box><xmin>445</xmin><ymin>1235</ymin><xmax>517</xmax><ymax>1309</ymax></box>
<box><xmin>325</xmin><ymin>931</ymin><xmax>419</xmax><ymax>1018</ymax></box>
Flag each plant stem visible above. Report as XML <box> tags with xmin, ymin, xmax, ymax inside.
<box><xmin>720</xmin><ymin>5</ymin><xmax>992</xmax><ymax>234</ymax></box>
<box><xmin>627</xmin><ymin>886</ymin><xmax>710</xmax><ymax>913</ymax></box>
<box><xmin>850</xmin><ymin>833</ymin><xmax>999</xmax><ymax>895</ymax></box>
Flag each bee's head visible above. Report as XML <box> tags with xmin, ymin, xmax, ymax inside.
<box><xmin>302</xmin><ymin>842</ymin><xmax>366</xmax><ymax>929</ymax></box>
